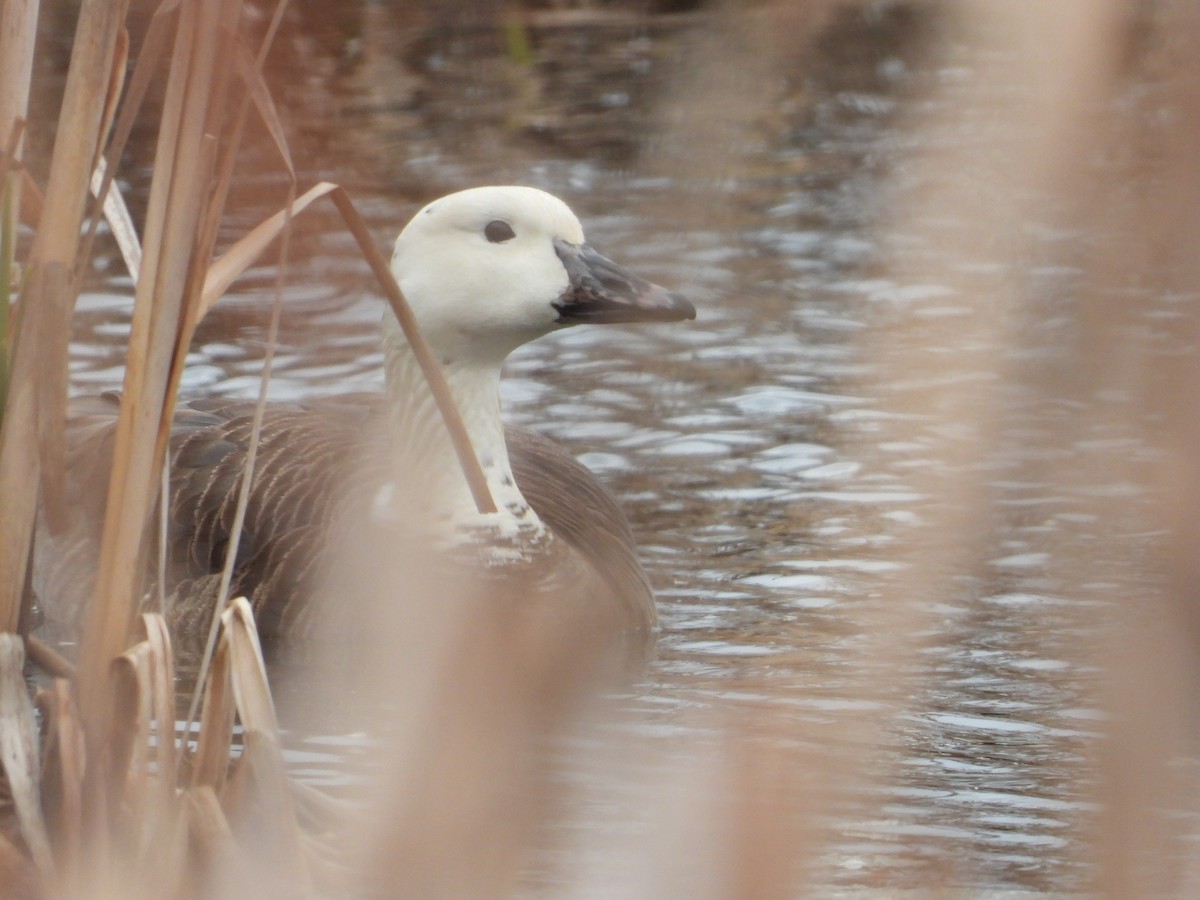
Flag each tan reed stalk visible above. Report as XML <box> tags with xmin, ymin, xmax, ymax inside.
<box><xmin>75</xmin><ymin>0</ymin><xmax>236</xmax><ymax>746</ymax></box>
<box><xmin>0</xmin><ymin>0</ymin><xmax>128</xmax><ymax>632</ymax></box>
<box><xmin>0</xmin><ymin>0</ymin><xmax>40</xmax><ymax>430</ymax></box>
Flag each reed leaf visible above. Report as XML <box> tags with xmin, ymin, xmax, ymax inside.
<box><xmin>200</xmin><ymin>181</ymin><xmax>335</xmax><ymax>311</ymax></box>
<box><xmin>81</xmin><ymin>0</ymin><xmax>180</xmax><ymax>270</ymax></box>
<box><xmin>234</xmin><ymin>36</ymin><xmax>294</xmax><ymax>176</ymax></box>
<box><xmin>110</xmin><ymin>641</ymin><xmax>155</xmax><ymax>825</ymax></box>
<box><xmin>0</xmin><ymin>635</ymin><xmax>52</xmax><ymax>872</ymax></box>
<box><xmin>218</xmin><ymin>598</ymin><xmax>313</xmax><ymax>892</ymax></box>
<box><xmin>192</xmin><ymin>608</ymin><xmax>237</xmax><ymax>792</ymax></box>
<box><xmin>34</xmin><ymin>680</ymin><xmax>85</xmax><ymax>886</ymax></box>
<box><xmin>141</xmin><ymin>614</ymin><xmax>178</xmax><ymax>794</ymax></box>
<box><xmin>183</xmin><ymin>785</ymin><xmax>235</xmax><ymax>881</ymax></box>
<box><xmin>90</xmin><ymin>158</ymin><xmax>142</xmax><ymax>284</ymax></box>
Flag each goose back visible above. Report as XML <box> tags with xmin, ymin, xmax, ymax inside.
<box><xmin>34</xmin><ymin>392</ymin><xmax>656</xmax><ymax>647</ymax></box>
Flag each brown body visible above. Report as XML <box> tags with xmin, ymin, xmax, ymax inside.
<box><xmin>35</xmin><ymin>392</ymin><xmax>656</xmax><ymax>650</ymax></box>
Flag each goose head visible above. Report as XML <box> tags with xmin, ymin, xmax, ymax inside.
<box><xmin>389</xmin><ymin>185</ymin><xmax>695</xmax><ymax>367</ymax></box>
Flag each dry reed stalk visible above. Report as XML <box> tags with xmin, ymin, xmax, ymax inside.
<box><xmin>1</xmin><ymin>0</ymin><xmax>508</xmax><ymax>880</ymax></box>
<box><xmin>74</xmin><ymin>0</ymin><xmax>226</xmax><ymax>737</ymax></box>
<box><xmin>0</xmin><ymin>0</ymin><xmax>128</xmax><ymax>632</ymax></box>
<box><xmin>0</xmin><ymin>0</ymin><xmax>40</xmax><ymax>432</ymax></box>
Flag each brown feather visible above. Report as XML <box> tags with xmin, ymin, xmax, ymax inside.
<box><xmin>32</xmin><ymin>392</ymin><xmax>656</xmax><ymax>649</ymax></box>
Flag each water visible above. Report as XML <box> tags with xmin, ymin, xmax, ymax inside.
<box><xmin>37</xmin><ymin>3</ymin><xmax>1171</xmax><ymax>894</ymax></box>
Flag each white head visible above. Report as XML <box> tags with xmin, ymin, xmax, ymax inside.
<box><xmin>389</xmin><ymin>185</ymin><xmax>693</xmax><ymax>368</ymax></box>
<box><xmin>376</xmin><ymin>185</ymin><xmax>693</xmax><ymax>537</ymax></box>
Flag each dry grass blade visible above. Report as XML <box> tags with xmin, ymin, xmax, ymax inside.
<box><xmin>91</xmin><ymin>158</ymin><xmax>141</xmax><ymax>283</ymax></box>
<box><xmin>110</xmin><ymin>641</ymin><xmax>155</xmax><ymax>823</ymax></box>
<box><xmin>110</xmin><ymin>616</ymin><xmax>179</xmax><ymax>827</ymax></box>
<box><xmin>10</xmin><ymin>166</ymin><xmax>41</xmax><ymax>229</ymax></box>
<box><xmin>25</xmin><ymin>635</ymin><xmax>75</xmax><ymax>679</ymax></box>
<box><xmin>35</xmin><ymin>680</ymin><xmax>85</xmax><ymax>885</ymax></box>
<box><xmin>71</xmin><ymin>19</ymin><xmax>128</xmax><ymax>289</ymax></box>
<box><xmin>233</xmin><ymin>36</ymin><xmax>294</xmax><ymax>177</ymax></box>
<box><xmin>0</xmin><ymin>635</ymin><xmax>52</xmax><ymax>872</ymax></box>
<box><xmin>109</xmin><ymin>625</ymin><xmax>189</xmax><ymax>898</ymax></box>
<box><xmin>217</xmin><ymin>598</ymin><xmax>313</xmax><ymax>893</ymax></box>
<box><xmin>222</xmin><ymin>598</ymin><xmax>278</xmax><ymax>734</ymax></box>
<box><xmin>0</xmin><ymin>0</ymin><xmax>38</xmax><ymax>276</ymax></box>
<box><xmin>81</xmin><ymin>0</ymin><xmax>180</xmax><ymax>267</ymax></box>
<box><xmin>140</xmin><ymin>614</ymin><xmax>178</xmax><ymax>792</ymax></box>
<box><xmin>0</xmin><ymin>0</ymin><xmax>38</xmax><ymax>159</ymax></box>
<box><xmin>199</xmin><ymin>181</ymin><xmax>333</xmax><ymax>317</ymax></box>
<box><xmin>331</xmin><ymin>188</ymin><xmax>499</xmax><ymax>515</ymax></box>
<box><xmin>192</xmin><ymin>606</ymin><xmax>236</xmax><ymax>792</ymax></box>
<box><xmin>183</xmin><ymin>785</ymin><xmax>235</xmax><ymax>881</ymax></box>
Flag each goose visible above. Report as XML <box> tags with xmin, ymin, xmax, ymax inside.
<box><xmin>34</xmin><ymin>186</ymin><xmax>694</xmax><ymax>653</ymax></box>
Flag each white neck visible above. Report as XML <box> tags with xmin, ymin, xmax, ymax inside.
<box><xmin>373</xmin><ymin>317</ymin><xmax>547</xmax><ymax>545</ymax></box>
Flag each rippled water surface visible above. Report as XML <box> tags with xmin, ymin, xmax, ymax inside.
<box><xmin>37</xmin><ymin>4</ymin><xmax>1166</xmax><ymax>893</ymax></box>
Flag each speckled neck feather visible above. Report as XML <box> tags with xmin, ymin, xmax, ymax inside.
<box><xmin>375</xmin><ymin>317</ymin><xmax>548</xmax><ymax>545</ymax></box>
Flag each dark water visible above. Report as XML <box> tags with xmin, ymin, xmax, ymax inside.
<box><xmin>37</xmin><ymin>3</ymin><xmax>1156</xmax><ymax>894</ymax></box>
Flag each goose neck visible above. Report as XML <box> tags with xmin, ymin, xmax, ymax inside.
<box><xmin>377</xmin><ymin>329</ymin><xmax>545</xmax><ymax>543</ymax></box>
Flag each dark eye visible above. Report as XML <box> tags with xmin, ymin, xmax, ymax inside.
<box><xmin>484</xmin><ymin>220</ymin><xmax>516</xmax><ymax>243</ymax></box>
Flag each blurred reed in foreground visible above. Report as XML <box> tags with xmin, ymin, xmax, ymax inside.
<box><xmin>3</xmin><ymin>0</ymin><xmax>1200</xmax><ymax>897</ymax></box>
